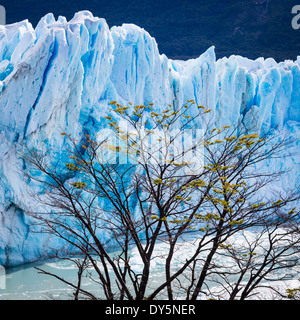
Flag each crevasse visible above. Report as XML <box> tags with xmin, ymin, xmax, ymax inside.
<box><xmin>0</xmin><ymin>11</ymin><xmax>299</xmax><ymax>267</ymax></box>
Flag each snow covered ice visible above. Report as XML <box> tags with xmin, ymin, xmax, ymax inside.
<box><xmin>0</xmin><ymin>11</ymin><xmax>299</xmax><ymax>267</ymax></box>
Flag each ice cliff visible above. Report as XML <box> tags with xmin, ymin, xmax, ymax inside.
<box><xmin>0</xmin><ymin>11</ymin><xmax>299</xmax><ymax>267</ymax></box>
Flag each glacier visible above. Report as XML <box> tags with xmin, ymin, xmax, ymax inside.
<box><xmin>0</xmin><ymin>10</ymin><xmax>299</xmax><ymax>267</ymax></box>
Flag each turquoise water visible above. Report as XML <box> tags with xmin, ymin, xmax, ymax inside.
<box><xmin>1</xmin><ymin>231</ymin><xmax>299</xmax><ymax>300</ymax></box>
<box><xmin>0</xmin><ymin>259</ymin><xmax>87</xmax><ymax>299</ymax></box>
<box><xmin>0</xmin><ymin>252</ymin><xmax>168</xmax><ymax>300</ymax></box>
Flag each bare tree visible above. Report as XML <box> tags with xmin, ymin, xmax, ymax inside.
<box><xmin>21</xmin><ymin>100</ymin><xmax>300</xmax><ymax>300</ymax></box>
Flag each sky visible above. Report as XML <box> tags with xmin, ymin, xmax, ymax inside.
<box><xmin>1</xmin><ymin>0</ymin><xmax>300</xmax><ymax>61</ymax></box>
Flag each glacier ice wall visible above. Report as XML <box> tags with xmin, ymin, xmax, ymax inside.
<box><xmin>0</xmin><ymin>11</ymin><xmax>299</xmax><ymax>267</ymax></box>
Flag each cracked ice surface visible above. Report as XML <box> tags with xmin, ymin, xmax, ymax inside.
<box><xmin>0</xmin><ymin>11</ymin><xmax>299</xmax><ymax>267</ymax></box>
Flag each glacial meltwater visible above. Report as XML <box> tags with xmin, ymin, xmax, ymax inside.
<box><xmin>0</xmin><ymin>231</ymin><xmax>299</xmax><ymax>300</ymax></box>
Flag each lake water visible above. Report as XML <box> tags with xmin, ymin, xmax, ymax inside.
<box><xmin>0</xmin><ymin>231</ymin><xmax>299</xmax><ymax>300</ymax></box>
<box><xmin>0</xmin><ymin>259</ymin><xmax>86</xmax><ymax>299</ymax></box>
<box><xmin>0</xmin><ymin>242</ymin><xmax>173</xmax><ymax>300</ymax></box>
